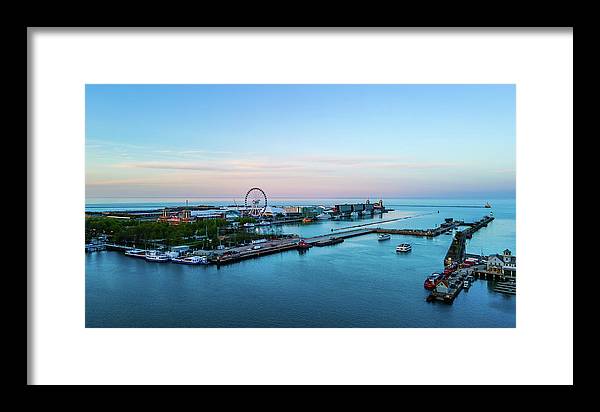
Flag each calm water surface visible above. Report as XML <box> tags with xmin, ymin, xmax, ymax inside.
<box><xmin>86</xmin><ymin>198</ymin><xmax>516</xmax><ymax>327</ymax></box>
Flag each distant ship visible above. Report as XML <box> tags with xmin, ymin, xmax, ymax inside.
<box><xmin>484</xmin><ymin>202</ymin><xmax>492</xmax><ymax>208</ymax></box>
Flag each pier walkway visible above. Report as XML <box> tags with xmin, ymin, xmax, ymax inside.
<box><xmin>444</xmin><ymin>215</ymin><xmax>495</xmax><ymax>266</ymax></box>
<box><xmin>330</xmin><ymin>212</ymin><xmax>437</xmax><ymax>232</ymax></box>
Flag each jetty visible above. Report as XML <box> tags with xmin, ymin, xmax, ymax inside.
<box><xmin>444</xmin><ymin>215</ymin><xmax>494</xmax><ymax>266</ymax></box>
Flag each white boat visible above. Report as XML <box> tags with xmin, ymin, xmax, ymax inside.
<box><xmin>145</xmin><ymin>250</ymin><xmax>170</xmax><ymax>262</ymax></box>
<box><xmin>243</xmin><ymin>222</ymin><xmax>255</xmax><ymax>228</ymax></box>
<box><xmin>125</xmin><ymin>248</ymin><xmax>147</xmax><ymax>258</ymax></box>
<box><xmin>171</xmin><ymin>255</ymin><xmax>208</xmax><ymax>265</ymax></box>
<box><xmin>350</xmin><ymin>211</ymin><xmax>359</xmax><ymax>217</ymax></box>
<box><xmin>396</xmin><ymin>243</ymin><xmax>412</xmax><ymax>253</ymax></box>
<box><xmin>378</xmin><ymin>234</ymin><xmax>391</xmax><ymax>241</ymax></box>
<box><xmin>316</xmin><ymin>213</ymin><xmax>332</xmax><ymax>220</ymax></box>
<box><xmin>256</xmin><ymin>221</ymin><xmax>271</xmax><ymax>226</ymax></box>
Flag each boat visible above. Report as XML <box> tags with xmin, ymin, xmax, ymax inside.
<box><xmin>124</xmin><ymin>248</ymin><xmax>147</xmax><ymax>258</ymax></box>
<box><xmin>484</xmin><ymin>202</ymin><xmax>492</xmax><ymax>208</ymax></box>
<box><xmin>243</xmin><ymin>222</ymin><xmax>255</xmax><ymax>228</ymax></box>
<box><xmin>256</xmin><ymin>221</ymin><xmax>271</xmax><ymax>226</ymax></box>
<box><xmin>297</xmin><ymin>239</ymin><xmax>312</xmax><ymax>249</ymax></box>
<box><xmin>396</xmin><ymin>243</ymin><xmax>412</xmax><ymax>253</ymax></box>
<box><xmin>302</xmin><ymin>217</ymin><xmax>314</xmax><ymax>223</ymax></box>
<box><xmin>145</xmin><ymin>250</ymin><xmax>170</xmax><ymax>262</ymax></box>
<box><xmin>377</xmin><ymin>234</ymin><xmax>391</xmax><ymax>241</ymax></box>
<box><xmin>463</xmin><ymin>280</ymin><xmax>471</xmax><ymax>289</ymax></box>
<box><xmin>424</xmin><ymin>273</ymin><xmax>445</xmax><ymax>290</ymax></box>
<box><xmin>171</xmin><ymin>255</ymin><xmax>208</xmax><ymax>265</ymax></box>
<box><xmin>316</xmin><ymin>213</ymin><xmax>332</xmax><ymax>220</ymax></box>
<box><xmin>350</xmin><ymin>211</ymin><xmax>359</xmax><ymax>217</ymax></box>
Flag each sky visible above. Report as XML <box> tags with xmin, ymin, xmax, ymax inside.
<box><xmin>86</xmin><ymin>84</ymin><xmax>515</xmax><ymax>199</ymax></box>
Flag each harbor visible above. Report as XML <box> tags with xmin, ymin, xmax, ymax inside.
<box><xmin>90</xmin><ymin>199</ymin><xmax>514</xmax><ymax>307</ymax></box>
<box><xmin>86</xmin><ymin>197</ymin><xmax>516</xmax><ymax>326</ymax></box>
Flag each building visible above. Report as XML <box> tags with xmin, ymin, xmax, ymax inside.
<box><xmin>434</xmin><ymin>280</ymin><xmax>450</xmax><ymax>294</ymax></box>
<box><xmin>487</xmin><ymin>249</ymin><xmax>517</xmax><ymax>278</ymax></box>
<box><xmin>283</xmin><ymin>206</ymin><xmax>302</xmax><ymax>217</ymax></box>
<box><xmin>262</xmin><ymin>206</ymin><xmax>287</xmax><ymax>218</ymax></box>
<box><xmin>337</xmin><ymin>204</ymin><xmax>353</xmax><ymax>214</ymax></box>
<box><xmin>190</xmin><ymin>210</ymin><xmax>226</xmax><ymax>220</ymax></box>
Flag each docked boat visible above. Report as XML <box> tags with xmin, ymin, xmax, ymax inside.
<box><xmin>350</xmin><ymin>211</ymin><xmax>359</xmax><ymax>217</ymax></box>
<box><xmin>145</xmin><ymin>250</ymin><xmax>170</xmax><ymax>262</ymax></box>
<box><xmin>243</xmin><ymin>222</ymin><xmax>255</xmax><ymax>228</ymax></box>
<box><xmin>396</xmin><ymin>243</ymin><xmax>412</xmax><ymax>253</ymax></box>
<box><xmin>377</xmin><ymin>234</ymin><xmax>391</xmax><ymax>241</ymax></box>
<box><xmin>302</xmin><ymin>217</ymin><xmax>314</xmax><ymax>223</ymax></box>
<box><xmin>297</xmin><ymin>239</ymin><xmax>312</xmax><ymax>249</ymax></box>
<box><xmin>316</xmin><ymin>212</ymin><xmax>332</xmax><ymax>220</ymax></box>
<box><xmin>124</xmin><ymin>248</ymin><xmax>147</xmax><ymax>258</ymax></box>
<box><xmin>256</xmin><ymin>221</ymin><xmax>271</xmax><ymax>226</ymax></box>
<box><xmin>424</xmin><ymin>273</ymin><xmax>445</xmax><ymax>290</ymax></box>
<box><xmin>171</xmin><ymin>255</ymin><xmax>208</xmax><ymax>265</ymax></box>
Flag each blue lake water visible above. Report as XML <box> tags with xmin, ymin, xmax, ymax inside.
<box><xmin>85</xmin><ymin>198</ymin><xmax>516</xmax><ymax>327</ymax></box>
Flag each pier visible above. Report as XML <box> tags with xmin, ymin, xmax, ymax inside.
<box><xmin>444</xmin><ymin>215</ymin><xmax>494</xmax><ymax>266</ymax></box>
<box><xmin>210</xmin><ymin>240</ymin><xmax>301</xmax><ymax>265</ymax></box>
<box><xmin>427</xmin><ymin>280</ymin><xmax>464</xmax><ymax>304</ymax></box>
<box><xmin>374</xmin><ymin>220</ymin><xmax>461</xmax><ymax>237</ymax></box>
<box><xmin>330</xmin><ymin>212</ymin><xmax>437</xmax><ymax>232</ymax></box>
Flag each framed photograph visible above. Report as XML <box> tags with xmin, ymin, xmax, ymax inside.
<box><xmin>28</xmin><ymin>28</ymin><xmax>573</xmax><ymax>385</ymax></box>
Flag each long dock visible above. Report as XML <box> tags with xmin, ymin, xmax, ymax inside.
<box><xmin>210</xmin><ymin>228</ymin><xmax>376</xmax><ymax>265</ymax></box>
<box><xmin>444</xmin><ymin>215</ymin><xmax>494</xmax><ymax>266</ymax></box>
<box><xmin>374</xmin><ymin>220</ymin><xmax>462</xmax><ymax>237</ymax></box>
<box><xmin>330</xmin><ymin>212</ymin><xmax>437</xmax><ymax>232</ymax></box>
<box><xmin>210</xmin><ymin>241</ymin><xmax>301</xmax><ymax>265</ymax></box>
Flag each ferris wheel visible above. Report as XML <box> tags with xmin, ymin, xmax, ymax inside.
<box><xmin>244</xmin><ymin>187</ymin><xmax>268</xmax><ymax>217</ymax></box>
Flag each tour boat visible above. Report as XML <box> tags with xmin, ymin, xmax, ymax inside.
<box><xmin>378</xmin><ymin>234</ymin><xmax>391</xmax><ymax>241</ymax></box>
<box><xmin>124</xmin><ymin>248</ymin><xmax>147</xmax><ymax>258</ymax></box>
<box><xmin>396</xmin><ymin>243</ymin><xmax>412</xmax><ymax>253</ymax></box>
<box><xmin>145</xmin><ymin>250</ymin><xmax>170</xmax><ymax>262</ymax></box>
<box><xmin>424</xmin><ymin>273</ymin><xmax>445</xmax><ymax>290</ymax></box>
<box><xmin>171</xmin><ymin>255</ymin><xmax>208</xmax><ymax>265</ymax></box>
